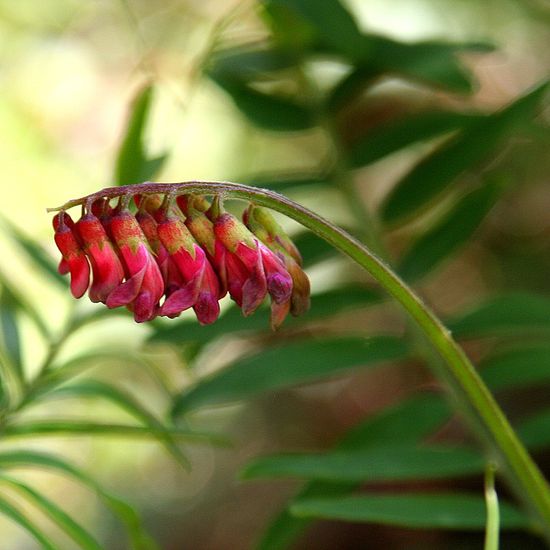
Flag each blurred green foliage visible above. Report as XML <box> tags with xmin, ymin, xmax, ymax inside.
<box><xmin>0</xmin><ymin>0</ymin><xmax>549</xmax><ymax>548</ymax></box>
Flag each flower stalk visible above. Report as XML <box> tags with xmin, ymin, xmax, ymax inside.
<box><xmin>49</xmin><ymin>180</ymin><xmax>550</xmax><ymax>539</ymax></box>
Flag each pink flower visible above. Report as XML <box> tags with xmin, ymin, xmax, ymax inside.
<box><xmin>106</xmin><ymin>208</ymin><xmax>165</xmax><ymax>323</ymax></box>
<box><xmin>75</xmin><ymin>212</ymin><xmax>125</xmax><ymax>303</ymax></box>
<box><xmin>52</xmin><ymin>212</ymin><xmax>90</xmax><ymax>299</ymax></box>
<box><xmin>157</xmin><ymin>214</ymin><xmax>220</xmax><ymax>325</ymax></box>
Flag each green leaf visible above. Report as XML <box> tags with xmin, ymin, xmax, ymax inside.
<box><xmin>480</xmin><ymin>345</ymin><xmax>550</xmax><ymax>392</ymax></box>
<box><xmin>172</xmin><ymin>336</ymin><xmax>407</xmax><ymax>417</ymax></box>
<box><xmin>448</xmin><ymin>293</ymin><xmax>550</xmax><ymax>339</ymax></box>
<box><xmin>2</xmin><ymin>420</ymin><xmax>227</xmax><ymax>445</ymax></box>
<box><xmin>328</xmin><ymin>38</ymin><xmax>492</xmax><ymax>109</ymax></box>
<box><xmin>366</xmin><ymin>36</ymin><xmax>493</xmax><ymax>93</ymax></box>
<box><xmin>382</xmin><ymin>80</ymin><xmax>549</xmax><ymax>224</ymax></box>
<box><xmin>0</xmin><ymin>270</ymin><xmax>49</xmax><ymax>339</ymax></box>
<box><xmin>257</xmin><ymin>393</ymin><xmax>451</xmax><ymax>550</ymax></box>
<box><xmin>517</xmin><ymin>409</ymin><xmax>550</xmax><ymax>450</ymax></box>
<box><xmin>246</xmin><ymin>174</ymin><xmax>331</xmax><ymax>192</ymax></box>
<box><xmin>290</xmin><ymin>493</ymin><xmax>528</xmax><ymax>530</ymax></box>
<box><xmin>149</xmin><ymin>285</ymin><xmax>381</xmax><ymax>346</ymax></box>
<box><xmin>243</xmin><ymin>445</ymin><xmax>483</xmax><ymax>482</ymax></box>
<box><xmin>34</xmin><ymin>380</ymin><xmax>190</xmax><ymax>469</ymax></box>
<box><xmin>349</xmin><ymin>111</ymin><xmax>480</xmax><ymax>168</ymax></box>
<box><xmin>210</xmin><ymin>76</ymin><xmax>315</xmax><ymax>131</ymax></box>
<box><xmin>0</xmin><ymin>213</ymin><xmax>66</xmax><ymax>289</ymax></box>
<box><xmin>208</xmin><ymin>47</ymin><xmax>297</xmax><ymax>80</ymax></box>
<box><xmin>0</xmin><ymin>450</ymin><xmax>158</xmax><ymax>550</ymax></box>
<box><xmin>398</xmin><ymin>180</ymin><xmax>502</xmax><ymax>281</ymax></box>
<box><xmin>0</xmin><ymin>494</ymin><xmax>58</xmax><ymax>550</ymax></box>
<box><xmin>263</xmin><ymin>0</ymin><xmax>364</xmax><ymax>58</ymax></box>
<box><xmin>114</xmin><ymin>84</ymin><xmax>167</xmax><ymax>185</ymax></box>
<box><xmin>0</xmin><ymin>474</ymin><xmax>103</xmax><ymax>550</ymax></box>
<box><xmin>0</xmin><ymin>287</ymin><xmax>22</xmax><ymax>383</ymax></box>
<box><xmin>291</xmin><ymin>231</ymin><xmax>337</xmax><ymax>267</ymax></box>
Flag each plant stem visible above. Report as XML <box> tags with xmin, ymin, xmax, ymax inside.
<box><xmin>48</xmin><ymin>180</ymin><xmax>550</xmax><ymax>539</ymax></box>
<box><xmin>485</xmin><ymin>463</ymin><xmax>500</xmax><ymax>550</ymax></box>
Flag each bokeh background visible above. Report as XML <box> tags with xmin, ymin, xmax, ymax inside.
<box><xmin>0</xmin><ymin>0</ymin><xmax>550</xmax><ymax>548</ymax></box>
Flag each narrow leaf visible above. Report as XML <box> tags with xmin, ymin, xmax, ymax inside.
<box><xmin>114</xmin><ymin>84</ymin><xmax>167</xmax><ymax>185</ymax></box>
<box><xmin>398</xmin><ymin>180</ymin><xmax>502</xmax><ymax>281</ymax></box>
<box><xmin>480</xmin><ymin>345</ymin><xmax>550</xmax><ymax>392</ymax></box>
<box><xmin>448</xmin><ymin>293</ymin><xmax>550</xmax><ymax>339</ymax></box>
<box><xmin>0</xmin><ymin>450</ymin><xmax>158</xmax><ymax>550</ymax></box>
<box><xmin>258</xmin><ymin>393</ymin><xmax>451</xmax><ymax>550</ymax></box>
<box><xmin>0</xmin><ymin>474</ymin><xmax>103</xmax><ymax>550</ymax></box>
<box><xmin>366</xmin><ymin>35</ymin><xmax>493</xmax><ymax>93</ymax></box>
<box><xmin>0</xmin><ymin>270</ymin><xmax>49</xmax><ymax>338</ymax></box>
<box><xmin>34</xmin><ymin>380</ymin><xmax>190</xmax><ymax>469</ymax></box>
<box><xmin>172</xmin><ymin>336</ymin><xmax>407</xmax><ymax>417</ymax></box>
<box><xmin>242</xmin><ymin>445</ymin><xmax>484</xmax><ymax>482</ymax></box>
<box><xmin>517</xmin><ymin>409</ymin><xmax>550</xmax><ymax>450</ymax></box>
<box><xmin>0</xmin><ymin>287</ymin><xmax>23</xmax><ymax>383</ymax></box>
<box><xmin>0</xmin><ymin>213</ymin><xmax>66</xmax><ymax>288</ymax></box>
<box><xmin>208</xmin><ymin>47</ymin><xmax>296</xmax><ymax>79</ymax></box>
<box><xmin>0</xmin><ymin>494</ymin><xmax>57</xmax><ymax>550</ymax></box>
<box><xmin>290</xmin><ymin>493</ymin><xmax>528</xmax><ymax>530</ymax></box>
<box><xmin>349</xmin><ymin>111</ymin><xmax>481</xmax><ymax>169</ymax></box>
<box><xmin>246</xmin><ymin>174</ymin><xmax>331</xmax><ymax>192</ymax></box>
<box><xmin>382</xmin><ymin>81</ymin><xmax>549</xmax><ymax>224</ymax></box>
<box><xmin>264</xmin><ymin>0</ymin><xmax>364</xmax><ymax>58</ymax></box>
<box><xmin>2</xmin><ymin>420</ymin><xmax>226</xmax><ymax>445</ymax></box>
<box><xmin>149</xmin><ymin>285</ymin><xmax>381</xmax><ymax>346</ymax></box>
<box><xmin>211</xmin><ymin>76</ymin><xmax>315</xmax><ymax>132</ymax></box>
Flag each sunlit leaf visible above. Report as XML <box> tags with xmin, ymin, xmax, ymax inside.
<box><xmin>0</xmin><ymin>474</ymin><xmax>103</xmax><ymax>550</ymax></box>
<box><xmin>33</xmin><ymin>380</ymin><xmax>190</xmax><ymax>469</ymax></box>
<box><xmin>448</xmin><ymin>293</ymin><xmax>550</xmax><ymax>339</ymax></box>
<box><xmin>480</xmin><ymin>345</ymin><xmax>550</xmax><ymax>392</ymax></box>
<box><xmin>290</xmin><ymin>493</ymin><xmax>527</xmax><ymax>530</ymax></box>
<box><xmin>2</xmin><ymin>420</ymin><xmax>227</xmax><ymax>445</ymax></box>
<box><xmin>349</xmin><ymin>111</ymin><xmax>480</xmax><ymax>168</ymax></box>
<box><xmin>398</xmin><ymin>179</ymin><xmax>502</xmax><ymax>281</ymax></box>
<box><xmin>2</xmin><ymin>419</ymin><xmax>228</xmax><ymax>445</ymax></box>
<box><xmin>0</xmin><ymin>287</ymin><xmax>23</xmax><ymax>384</ymax></box>
<box><xmin>0</xmin><ymin>494</ymin><xmax>57</xmax><ymax>550</ymax></box>
<box><xmin>0</xmin><ymin>450</ymin><xmax>158</xmax><ymax>550</ymax></box>
<box><xmin>149</xmin><ymin>285</ymin><xmax>381</xmax><ymax>346</ymax></box>
<box><xmin>172</xmin><ymin>336</ymin><xmax>407</xmax><ymax>417</ymax></box>
<box><xmin>114</xmin><ymin>84</ymin><xmax>167</xmax><ymax>185</ymax></box>
<box><xmin>257</xmin><ymin>393</ymin><xmax>451</xmax><ymax>550</ymax></box>
<box><xmin>242</xmin><ymin>445</ymin><xmax>483</xmax><ymax>482</ymax></box>
<box><xmin>0</xmin><ymin>270</ymin><xmax>49</xmax><ymax>339</ymax></box>
<box><xmin>382</xmin><ymin>80</ymin><xmax>549</xmax><ymax>224</ymax></box>
<box><xmin>0</xmin><ymin>213</ymin><xmax>66</xmax><ymax>288</ymax></box>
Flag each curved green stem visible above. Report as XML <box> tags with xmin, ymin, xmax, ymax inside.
<box><xmin>49</xmin><ymin>180</ymin><xmax>550</xmax><ymax>538</ymax></box>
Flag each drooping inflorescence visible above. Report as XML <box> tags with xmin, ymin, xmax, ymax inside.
<box><xmin>51</xmin><ymin>186</ymin><xmax>310</xmax><ymax>328</ymax></box>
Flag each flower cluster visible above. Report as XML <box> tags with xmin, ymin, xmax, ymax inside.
<box><xmin>52</xmin><ymin>192</ymin><xmax>310</xmax><ymax>328</ymax></box>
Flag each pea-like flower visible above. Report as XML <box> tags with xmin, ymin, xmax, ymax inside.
<box><xmin>106</xmin><ymin>205</ymin><xmax>165</xmax><ymax>322</ymax></box>
<box><xmin>51</xmin><ymin>188</ymin><xmax>309</xmax><ymax>329</ymax></box>
<box><xmin>52</xmin><ymin>212</ymin><xmax>90</xmax><ymax>299</ymax></box>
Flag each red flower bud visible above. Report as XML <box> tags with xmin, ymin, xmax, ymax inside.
<box><xmin>53</xmin><ymin>212</ymin><xmax>90</xmax><ymax>299</ymax></box>
<box><xmin>75</xmin><ymin>213</ymin><xmax>125</xmax><ymax>303</ymax></box>
<box><xmin>106</xmin><ymin>207</ymin><xmax>164</xmax><ymax>323</ymax></box>
<box><xmin>212</xmin><ymin>208</ymin><xmax>293</xmax><ymax>318</ymax></box>
<box><xmin>157</xmin><ymin>215</ymin><xmax>220</xmax><ymax>325</ymax></box>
